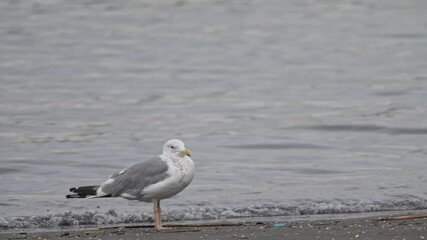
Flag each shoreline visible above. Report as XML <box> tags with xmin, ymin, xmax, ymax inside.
<box><xmin>2</xmin><ymin>211</ymin><xmax>426</xmax><ymax>239</ymax></box>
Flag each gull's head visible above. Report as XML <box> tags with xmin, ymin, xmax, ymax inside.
<box><xmin>163</xmin><ymin>139</ymin><xmax>192</xmax><ymax>157</ymax></box>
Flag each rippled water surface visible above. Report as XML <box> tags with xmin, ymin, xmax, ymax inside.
<box><xmin>1</xmin><ymin>0</ymin><xmax>427</xmax><ymax>229</ymax></box>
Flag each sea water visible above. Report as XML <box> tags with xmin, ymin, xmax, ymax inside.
<box><xmin>1</xmin><ymin>0</ymin><xmax>427</xmax><ymax>230</ymax></box>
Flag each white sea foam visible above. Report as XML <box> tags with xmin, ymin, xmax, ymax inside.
<box><xmin>2</xmin><ymin>197</ymin><xmax>427</xmax><ymax>230</ymax></box>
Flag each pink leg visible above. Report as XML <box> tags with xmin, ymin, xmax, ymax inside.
<box><xmin>153</xmin><ymin>200</ymin><xmax>164</xmax><ymax>230</ymax></box>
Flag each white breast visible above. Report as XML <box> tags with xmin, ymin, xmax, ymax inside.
<box><xmin>139</xmin><ymin>155</ymin><xmax>195</xmax><ymax>202</ymax></box>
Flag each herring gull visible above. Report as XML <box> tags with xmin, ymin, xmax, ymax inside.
<box><xmin>66</xmin><ymin>139</ymin><xmax>195</xmax><ymax>229</ymax></box>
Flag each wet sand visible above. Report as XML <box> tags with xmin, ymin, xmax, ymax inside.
<box><xmin>2</xmin><ymin>213</ymin><xmax>426</xmax><ymax>240</ymax></box>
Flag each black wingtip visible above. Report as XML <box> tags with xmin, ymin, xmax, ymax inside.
<box><xmin>67</xmin><ymin>185</ymin><xmax>100</xmax><ymax>199</ymax></box>
<box><xmin>66</xmin><ymin>193</ymin><xmax>87</xmax><ymax>198</ymax></box>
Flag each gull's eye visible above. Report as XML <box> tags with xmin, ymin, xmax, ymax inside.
<box><xmin>170</xmin><ymin>146</ymin><xmax>175</xmax><ymax>149</ymax></box>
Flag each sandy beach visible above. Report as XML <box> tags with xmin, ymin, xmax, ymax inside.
<box><xmin>2</xmin><ymin>212</ymin><xmax>426</xmax><ymax>240</ymax></box>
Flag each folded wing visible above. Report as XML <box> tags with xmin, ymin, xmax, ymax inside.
<box><xmin>96</xmin><ymin>156</ymin><xmax>170</xmax><ymax>199</ymax></box>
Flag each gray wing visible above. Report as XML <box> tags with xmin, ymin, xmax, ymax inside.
<box><xmin>99</xmin><ymin>156</ymin><xmax>169</xmax><ymax>197</ymax></box>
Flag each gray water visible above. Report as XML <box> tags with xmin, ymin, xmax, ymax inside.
<box><xmin>1</xmin><ymin>0</ymin><xmax>427</xmax><ymax>230</ymax></box>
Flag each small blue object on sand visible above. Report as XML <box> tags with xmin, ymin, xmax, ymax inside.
<box><xmin>273</xmin><ymin>223</ymin><xmax>286</xmax><ymax>228</ymax></box>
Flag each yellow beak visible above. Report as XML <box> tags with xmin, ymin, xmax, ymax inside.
<box><xmin>181</xmin><ymin>149</ymin><xmax>192</xmax><ymax>157</ymax></box>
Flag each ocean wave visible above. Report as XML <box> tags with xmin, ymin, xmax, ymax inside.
<box><xmin>1</xmin><ymin>197</ymin><xmax>427</xmax><ymax>230</ymax></box>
